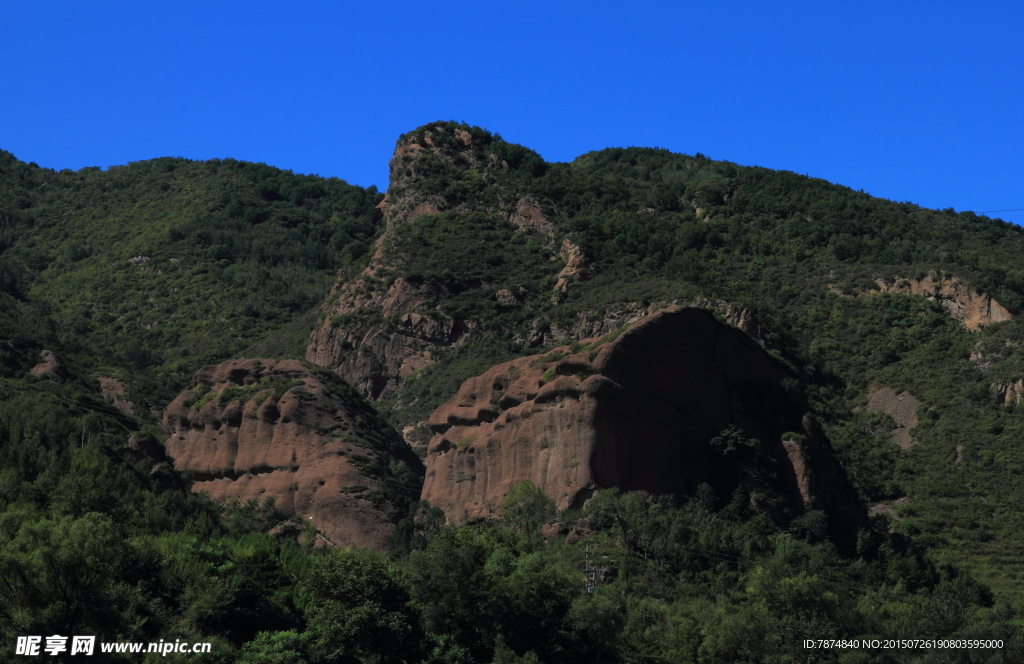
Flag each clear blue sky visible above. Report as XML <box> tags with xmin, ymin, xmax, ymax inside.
<box><xmin>2</xmin><ymin>1</ymin><xmax>1022</xmax><ymax>223</ymax></box>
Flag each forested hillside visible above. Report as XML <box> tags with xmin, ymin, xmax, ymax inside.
<box><xmin>0</xmin><ymin>150</ymin><xmax>382</xmax><ymax>391</ymax></box>
<box><xmin>3</xmin><ymin>123</ymin><xmax>1024</xmax><ymax>662</ymax></box>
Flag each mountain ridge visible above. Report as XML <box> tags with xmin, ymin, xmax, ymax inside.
<box><xmin>5</xmin><ymin>122</ymin><xmax>1024</xmax><ymax>660</ymax></box>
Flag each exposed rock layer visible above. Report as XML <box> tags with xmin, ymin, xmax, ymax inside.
<box><xmin>991</xmin><ymin>379</ymin><xmax>1024</xmax><ymax>405</ymax></box>
<box><xmin>306</xmin><ymin>276</ymin><xmax>467</xmax><ymax>399</ymax></box>
<box><xmin>872</xmin><ymin>276</ymin><xmax>1011</xmax><ymax>330</ymax></box>
<box><xmin>163</xmin><ymin>359</ymin><xmax>420</xmax><ymax>549</ymax></box>
<box><xmin>421</xmin><ymin>306</ymin><xmax>864</xmax><ymax>547</ymax></box>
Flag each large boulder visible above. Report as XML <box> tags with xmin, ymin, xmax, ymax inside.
<box><xmin>421</xmin><ymin>306</ymin><xmax>865</xmax><ymax>547</ymax></box>
<box><xmin>163</xmin><ymin>359</ymin><xmax>421</xmax><ymax>549</ymax></box>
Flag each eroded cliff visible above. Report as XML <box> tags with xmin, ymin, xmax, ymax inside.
<box><xmin>421</xmin><ymin>306</ymin><xmax>865</xmax><ymax>547</ymax></box>
<box><xmin>163</xmin><ymin>359</ymin><xmax>422</xmax><ymax>549</ymax></box>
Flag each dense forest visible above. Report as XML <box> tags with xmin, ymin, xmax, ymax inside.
<box><xmin>3</xmin><ymin>122</ymin><xmax>1024</xmax><ymax>662</ymax></box>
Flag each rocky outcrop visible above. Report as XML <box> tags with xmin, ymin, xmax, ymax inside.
<box><xmin>551</xmin><ymin>239</ymin><xmax>589</xmax><ymax>302</ymax></box>
<box><xmin>508</xmin><ymin>197</ymin><xmax>554</xmax><ymax>235</ymax></box>
<box><xmin>306</xmin><ymin>124</ymin><xmax>774</xmax><ymax>409</ymax></box>
<box><xmin>781</xmin><ymin>416</ymin><xmax>864</xmax><ymax>532</ymax></box>
<box><xmin>421</xmin><ymin>306</ymin><xmax>864</xmax><ymax>547</ymax></box>
<box><xmin>306</xmin><ymin>276</ymin><xmax>471</xmax><ymax>399</ymax></box>
<box><xmin>375</xmin><ymin>124</ymin><xmax>553</xmax><ymax>234</ymax></box>
<box><xmin>865</xmin><ymin>387</ymin><xmax>920</xmax><ymax>449</ymax></box>
<box><xmin>305</xmin><ymin>124</ymin><xmax>779</xmax><ymax>405</ymax></box>
<box><xmin>991</xmin><ymin>379</ymin><xmax>1024</xmax><ymax>405</ymax></box>
<box><xmin>29</xmin><ymin>350</ymin><xmax>67</xmax><ymax>383</ymax></box>
<box><xmin>872</xmin><ymin>276</ymin><xmax>1011</xmax><ymax>330</ymax></box>
<box><xmin>307</xmin><ymin>123</ymin><xmax>562</xmax><ymax>400</ymax></box>
<box><xmin>163</xmin><ymin>359</ymin><xmax>422</xmax><ymax>549</ymax></box>
<box><xmin>96</xmin><ymin>375</ymin><xmax>135</xmax><ymax>415</ymax></box>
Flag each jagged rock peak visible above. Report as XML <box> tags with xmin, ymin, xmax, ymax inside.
<box><xmin>163</xmin><ymin>358</ymin><xmax>422</xmax><ymax>549</ymax></box>
<box><xmin>306</xmin><ymin>124</ymin><xmax>558</xmax><ymax>399</ymax></box>
<box><xmin>551</xmin><ymin>239</ymin><xmax>589</xmax><ymax>302</ymax></box>
<box><xmin>377</xmin><ymin>121</ymin><xmax>549</xmax><ymax>231</ymax></box>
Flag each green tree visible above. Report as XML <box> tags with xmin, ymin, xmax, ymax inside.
<box><xmin>500</xmin><ymin>481</ymin><xmax>556</xmax><ymax>547</ymax></box>
<box><xmin>238</xmin><ymin>630</ymin><xmax>312</xmax><ymax>664</ymax></box>
<box><xmin>0</xmin><ymin>508</ymin><xmax>142</xmax><ymax>640</ymax></box>
<box><xmin>406</xmin><ymin>529</ymin><xmax>494</xmax><ymax>653</ymax></box>
<box><xmin>304</xmin><ymin>549</ymin><xmax>423</xmax><ymax>664</ymax></box>
<box><xmin>489</xmin><ymin>638</ymin><xmax>540</xmax><ymax>664</ymax></box>
<box><xmin>419</xmin><ymin>634</ymin><xmax>477</xmax><ymax>664</ymax></box>
<box><xmin>491</xmin><ymin>553</ymin><xmax>578</xmax><ymax>662</ymax></box>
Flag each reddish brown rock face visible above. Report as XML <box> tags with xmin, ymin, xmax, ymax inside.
<box><xmin>305</xmin><ymin>276</ymin><xmax>465</xmax><ymax>399</ymax></box>
<box><xmin>422</xmin><ymin>307</ymin><xmax>864</xmax><ymax>546</ymax></box>
<box><xmin>163</xmin><ymin>359</ymin><xmax>421</xmax><ymax>549</ymax></box>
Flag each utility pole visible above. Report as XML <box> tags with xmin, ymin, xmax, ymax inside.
<box><xmin>584</xmin><ymin>544</ymin><xmax>602</xmax><ymax>593</ymax></box>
